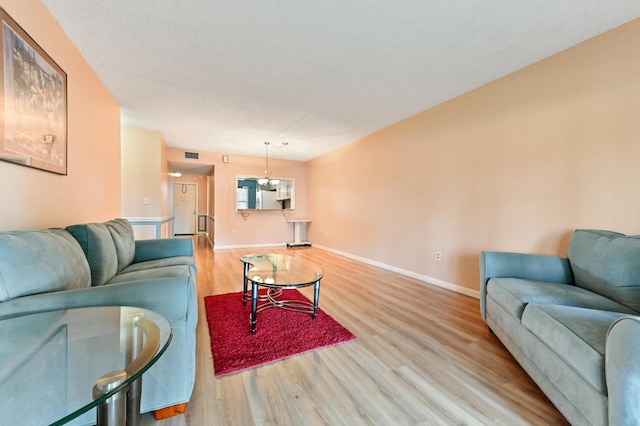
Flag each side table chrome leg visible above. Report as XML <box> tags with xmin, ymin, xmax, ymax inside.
<box><xmin>126</xmin><ymin>313</ymin><xmax>145</xmax><ymax>426</ymax></box>
<box><xmin>93</xmin><ymin>370</ymin><xmax>127</xmax><ymax>426</ymax></box>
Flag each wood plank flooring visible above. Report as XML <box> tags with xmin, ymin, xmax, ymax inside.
<box><xmin>141</xmin><ymin>236</ymin><xmax>568</xmax><ymax>425</ymax></box>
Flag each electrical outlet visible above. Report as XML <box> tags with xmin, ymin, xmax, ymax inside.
<box><xmin>436</xmin><ymin>251</ymin><xmax>442</xmax><ymax>261</ymax></box>
<box><xmin>143</xmin><ymin>197</ymin><xmax>150</xmax><ymax>205</ymax></box>
<box><xmin>231</xmin><ymin>230</ymin><xmax>236</xmax><ymax>236</ymax></box>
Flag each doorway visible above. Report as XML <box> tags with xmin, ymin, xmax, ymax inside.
<box><xmin>174</xmin><ymin>183</ymin><xmax>197</xmax><ymax>235</ymax></box>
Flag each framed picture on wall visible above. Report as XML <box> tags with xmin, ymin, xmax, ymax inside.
<box><xmin>0</xmin><ymin>7</ymin><xmax>67</xmax><ymax>175</ymax></box>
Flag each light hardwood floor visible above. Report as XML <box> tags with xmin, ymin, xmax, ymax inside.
<box><xmin>142</xmin><ymin>236</ymin><xmax>568</xmax><ymax>425</ymax></box>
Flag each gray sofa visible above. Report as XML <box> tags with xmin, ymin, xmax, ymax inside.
<box><xmin>0</xmin><ymin>219</ymin><xmax>197</xmax><ymax>423</ymax></box>
<box><xmin>480</xmin><ymin>229</ymin><xmax>640</xmax><ymax>426</ymax></box>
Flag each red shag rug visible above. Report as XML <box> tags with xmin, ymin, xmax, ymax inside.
<box><xmin>204</xmin><ymin>289</ymin><xmax>356</xmax><ymax>376</ymax></box>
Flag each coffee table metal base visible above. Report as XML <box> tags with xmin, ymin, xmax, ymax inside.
<box><xmin>246</xmin><ymin>282</ymin><xmax>320</xmax><ymax>333</ymax></box>
<box><xmin>241</xmin><ymin>254</ymin><xmax>323</xmax><ymax>334</ymax></box>
<box><xmin>257</xmin><ymin>287</ymin><xmax>317</xmax><ymax>314</ymax></box>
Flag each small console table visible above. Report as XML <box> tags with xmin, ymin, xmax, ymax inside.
<box><xmin>286</xmin><ymin>218</ymin><xmax>311</xmax><ymax>247</ymax></box>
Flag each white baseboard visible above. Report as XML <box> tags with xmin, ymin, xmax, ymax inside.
<box><xmin>213</xmin><ymin>242</ymin><xmax>287</xmax><ymax>251</ymax></box>
<box><xmin>313</xmin><ymin>244</ymin><xmax>480</xmax><ymax>300</ymax></box>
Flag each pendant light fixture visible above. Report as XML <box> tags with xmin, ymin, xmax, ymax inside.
<box><xmin>258</xmin><ymin>141</ymin><xmax>287</xmax><ymax>188</ymax></box>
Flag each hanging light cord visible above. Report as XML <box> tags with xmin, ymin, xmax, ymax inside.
<box><xmin>263</xmin><ymin>141</ymin><xmax>288</xmax><ymax>178</ymax></box>
<box><xmin>264</xmin><ymin>142</ymin><xmax>270</xmax><ymax>176</ymax></box>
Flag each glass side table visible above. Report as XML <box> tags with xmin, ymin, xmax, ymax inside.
<box><xmin>0</xmin><ymin>306</ymin><xmax>172</xmax><ymax>426</ymax></box>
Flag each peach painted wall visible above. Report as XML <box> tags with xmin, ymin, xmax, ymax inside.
<box><xmin>166</xmin><ymin>147</ymin><xmax>307</xmax><ymax>248</ymax></box>
<box><xmin>160</xmin><ymin>135</ymin><xmax>170</xmax><ymax>219</ymax></box>
<box><xmin>0</xmin><ymin>0</ymin><xmax>120</xmax><ymax>230</ymax></box>
<box><xmin>121</xmin><ymin>126</ymin><xmax>165</xmax><ymax>218</ymax></box>
<box><xmin>207</xmin><ymin>173</ymin><xmax>215</xmax><ymax>242</ymax></box>
<box><xmin>308</xmin><ymin>18</ymin><xmax>640</xmax><ymax>296</ymax></box>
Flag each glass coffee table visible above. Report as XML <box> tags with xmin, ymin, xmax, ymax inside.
<box><xmin>240</xmin><ymin>254</ymin><xmax>323</xmax><ymax>334</ymax></box>
<box><xmin>0</xmin><ymin>306</ymin><xmax>172</xmax><ymax>426</ymax></box>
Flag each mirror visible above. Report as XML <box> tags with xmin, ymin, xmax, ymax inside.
<box><xmin>236</xmin><ymin>177</ymin><xmax>295</xmax><ymax>210</ymax></box>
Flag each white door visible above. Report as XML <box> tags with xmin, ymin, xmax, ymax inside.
<box><xmin>174</xmin><ymin>183</ymin><xmax>196</xmax><ymax>235</ymax></box>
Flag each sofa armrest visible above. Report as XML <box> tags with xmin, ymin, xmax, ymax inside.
<box><xmin>606</xmin><ymin>316</ymin><xmax>640</xmax><ymax>425</ymax></box>
<box><xmin>0</xmin><ymin>276</ymin><xmax>197</xmax><ymax>326</ymax></box>
<box><xmin>133</xmin><ymin>238</ymin><xmax>194</xmax><ymax>263</ymax></box>
<box><xmin>479</xmin><ymin>251</ymin><xmax>574</xmax><ymax>320</ymax></box>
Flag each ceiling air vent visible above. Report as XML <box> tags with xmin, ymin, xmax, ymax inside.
<box><xmin>184</xmin><ymin>151</ymin><xmax>199</xmax><ymax>160</ymax></box>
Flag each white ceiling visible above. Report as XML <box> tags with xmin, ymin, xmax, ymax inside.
<box><xmin>43</xmin><ymin>1</ymin><xmax>640</xmax><ymax>162</ymax></box>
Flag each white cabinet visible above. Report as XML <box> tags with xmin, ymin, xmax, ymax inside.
<box><xmin>237</xmin><ymin>187</ymin><xmax>249</xmax><ymax>210</ymax></box>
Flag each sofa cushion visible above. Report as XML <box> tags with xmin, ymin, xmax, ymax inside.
<box><xmin>105</xmin><ymin>219</ymin><xmax>135</xmax><ymax>272</ymax></box>
<box><xmin>120</xmin><ymin>256</ymin><xmax>195</xmax><ymax>275</ymax></box>
<box><xmin>66</xmin><ymin>223</ymin><xmax>118</xmax><ymax>286</ymax></box>
<box><xmin>522</xmin><ymin>304</ymin><xmax>627</xmax><ymax>393</ymax></box>
<box><xmin>106</xmin><ymin>264</ymin><xmax>194</xmax><ymax>285</ymax></box>
<box><xmin>487</xmin><ymin>277</ymin><xmax>636</xmax><ymax>320</ymax></box>
<box><xmin>0</xmin><ymin>229</ymin><xmax>91</xmax><ymax>301</ymax></box>
<box><xmin>568</xmin><ymin>229</ymin><xmax>640</xmax><ymax>312</ymax></box>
